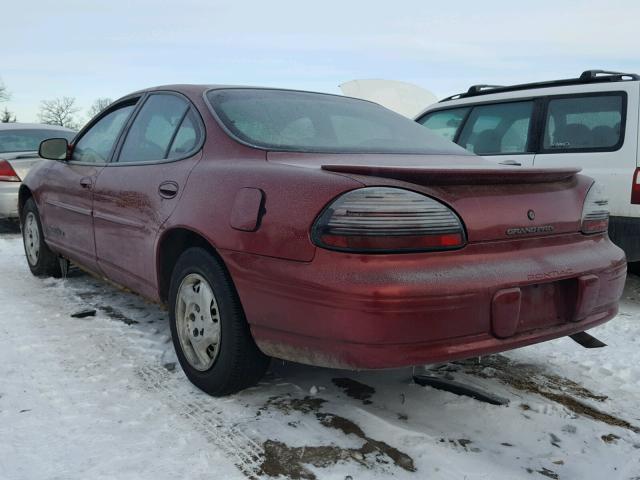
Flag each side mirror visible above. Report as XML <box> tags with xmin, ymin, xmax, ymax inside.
<box><xmin>39</xmin><ymin>138</ymin><xmax>69</xmax><ymax>161</ymax></box>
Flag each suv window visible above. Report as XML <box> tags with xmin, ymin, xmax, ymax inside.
<box><xmin>118</xmin><ymin>94</ymin><xmax>193</xmax><ymax>163</ymax></box>
<box><xmin>457</xmin><ymin>101</ymin><xmax>534</xmax><ymax>155</ymax></box>
<box><xmin>416</xmin><ymin>107</ymin><xmax>469</xmax><ymax>141</ymax></box>
<box><xmin>72</xmin><ymin>105</ymin><xmax>135</xmax><ymax>163</ymax></box>
<box><xmin>543</xmin><ymin>95</ymin><xmax>623</xmax><ymax>151</ymax></box>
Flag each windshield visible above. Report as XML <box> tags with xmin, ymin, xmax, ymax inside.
<box><xmin>207</xmin><ymin>89</ymin><xmax>471</xmax><ymax>155</ymax></box>
<box><xmin>0</xmin><ymin>129</ymin><xmax>76</xmax><ymax>154</ymax></box>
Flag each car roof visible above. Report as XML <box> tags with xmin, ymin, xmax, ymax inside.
<box><xmin>119</xmin><ymin>84</ymin><xmax>368</xmax><ymax>105</ymax></box>
<box><xmin>0</xmin><ymin>123</ymin><xmax>76</xmax><ymax>132</ymax></box>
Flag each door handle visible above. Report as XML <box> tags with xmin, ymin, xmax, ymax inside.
<box><xmin>158</xmin><ymin>181</ymin><xmax>179</xmax><ymax>199</ymax></box>
<box><xmin>80</xmin><ymin>177</ymin><xmax>93</xmax><ymax>189</ymax></box>
<box><xmin>499</xmin><ymin>160</ymin><xmax>522</xmax><ymax>166</ymax></box>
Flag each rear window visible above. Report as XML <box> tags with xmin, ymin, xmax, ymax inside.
<box><xmin>206</xmin><ymin>89</ymin><xmax>470</xmax><ymax>155</ymax></box>
<box><xmin>543</xmin><ymin>94</ymin><xmax>623</xmax><ymax>151</ymax></box>
<box><xmin>0</xmin><ymin>128</ymin><xmax>75</xmax><ymax>153</ymax></box>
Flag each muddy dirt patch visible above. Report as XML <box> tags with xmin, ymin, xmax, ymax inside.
<box><xmin>262</xmin><ymin>395</ymin><xmax>326</xmax><ymax>415</ymax></box>
<box><xmin>454</xmin><ymin>355</ymin><xmax>607</xmax><ymax>402</ymax></box>
<box><xmin>259</xmin><ymin>395</ymin><xmax>415</xmax><ymax>479</ymax></box>
<box><xmin>332</xmin><ymin>377</ymin><xmax>376</xmax><ymax>404</ymax></box>
<box><xmin>455</xmin><ymin>355</ymin><xmax>640</xmax><ymax>433</ymax></box>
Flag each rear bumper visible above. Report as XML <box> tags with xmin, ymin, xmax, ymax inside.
<box><xmin>0</xmin><ymin>181</ymin><xmax>20</xmax><ymax>219</ymax></box>
<box><xmin>609</xmin><ymin>216</ymin><xmax>640</xmax><ymax>262</ymax></box>
<box><xmin>222</xmin><ymin>233</ymin><xmax>626</xmax><ymax>369</ymax></box>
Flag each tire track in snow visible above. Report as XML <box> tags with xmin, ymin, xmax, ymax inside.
<box><xmin>56</xmin><ymin>275</ymin><xmax>267</xmax><ymax>479</ymax></box>
<box><xmin>136</xmin><ymin>365</ymin><xmax>265</xmax><ymax>479</ymax></box>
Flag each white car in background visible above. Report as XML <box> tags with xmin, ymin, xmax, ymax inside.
<box><xmin>0</xmin><ymin>123</ymin><xmax>76</xmax><ymax>219</ymax></box>
<box><xmin>415</xmin><ymin>70</ymin><xmax>640</xmax><ymax>263</ymax></box>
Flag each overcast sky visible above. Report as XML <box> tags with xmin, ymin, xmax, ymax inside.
<box><xmin>2</xmin><ymin>0</ymin><xmax>640</xmax><ymax>124</ymax></box>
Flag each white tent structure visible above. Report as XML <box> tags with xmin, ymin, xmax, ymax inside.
<box><xmin>339</xmin><ymin>79</ymin><xmax>437</xmax><ymax>119</ymax></box>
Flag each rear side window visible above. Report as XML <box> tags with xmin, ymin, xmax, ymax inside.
<box><xmin>457</xmin><ymin>101</ymin><xmax>534</xmax><ymax>155</ymax></box>
<box><xmin>167</xmin><ymin>111</ymin><xmax>200</xmax><ymax>159</ymax></box>
<box><xmin>417</xmin><ymin>107</ymin><xmax>469</xmax><ymax>141</ymax></box>
<box><xmin>118</xmin><ymin>94</ymin><xmax>198</xmax><ymax>163</ymax></box>
<box><xmin>543</xmin><ymin>95</ymin><xmax>623</xmax><ymax>151</ymax></box>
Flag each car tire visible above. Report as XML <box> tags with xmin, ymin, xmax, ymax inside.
<box><xmin>21</xmin><ymin>198</ymin><xmax>62</xmax><ymax>278</ymax></box>
<box><xmin>168</xmin><ymin>247</ymin><xmax>270</xmax><ymax>396</ymax></box>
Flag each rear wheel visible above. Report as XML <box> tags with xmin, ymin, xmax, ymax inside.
<box><xmin>168</xmin><ymin>247</ymin><xmax>270</xmax><ymax>396</ymax></box>
<box><xmin>21</xmin><ymin>198</ymin><xmax>62</xmax><ymax>278</ymax></box>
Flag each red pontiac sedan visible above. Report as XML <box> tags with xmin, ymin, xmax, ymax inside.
<box><xmin>21</xmin><ymin>85</ymin><xmax>625</xmax><ymax>395</ymax></box>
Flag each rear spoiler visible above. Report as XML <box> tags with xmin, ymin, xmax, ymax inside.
<box><xmin>321</xmin><ymin>165</ymin><xmax>581</xmax><ymax>185</ymax></box>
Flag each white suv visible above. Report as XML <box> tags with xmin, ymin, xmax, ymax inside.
<box><xmin>416</xmin><ymin>70</ymin><xmax>640</xmax><ymax>262</ymax></box>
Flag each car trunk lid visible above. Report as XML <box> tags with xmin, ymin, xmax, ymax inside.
<box><xmin>268</xmin><ymin>152</ymin><xmax>589</xmax><ymax>243</ymax></box>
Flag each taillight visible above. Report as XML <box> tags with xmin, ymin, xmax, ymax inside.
<box><xmin>631</xmin><ymin>167</ymin><xmax>640</xmax><ymax>204</ymax></box>
<box><xmin>0</xmin><ymin>160</ymin><xmax>20</xmax><ymax>182</ymax></box>
<box><xmin>581</xmin><ymin>182</ymin><xmax>609</xmax><ymax>234</ymax></box>
<box><xmin>312</xmin><ymin>187</ymin><xmax>466</xmax><ymax>253</ymax></box>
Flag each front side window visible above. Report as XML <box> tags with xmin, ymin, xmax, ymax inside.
<box><xmin>457</xmin><ymin>101</ymin><xmax>534</xmax><ymax>155</ymax></box>
<box><xmin>118</xmin><ymin>94</ymin><xmax>195</xmax><ymax>163</ymax></box>
<box><xmin>0</xmin><ymin>129</ymin><xmax>75</xmax><ymax>154</ymax></box>
<box><xmin>417</xmin><ymin>107</ymin><xmax>469</xmax><ymax>142</ymax></box>
<box><xmin>207</xmin><ymin>89</ymin><xmax>470</xmax><ymax>155</ymax></box>
<box><xmin>543</xmin><ymin>94</ymin><xmax>623</xmax><ymax>151</ymax></box>
<box><xmin>72</xmin><ymin>105</ymin><xmax>135</xmax><ymax>163</ymax></box>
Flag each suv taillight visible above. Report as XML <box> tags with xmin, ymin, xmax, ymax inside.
<box><xmin>631</xmin><ymin>167</ymin><xmax>640</xmax><ymax>204</ymax></box>
<box><xmin>581</xmin><ymin>182</ymin><xmax>609</xmax><ymax>234</ymax></box>
<box><xmin>0</xmin><ymin>160</ymin><xmax>20</xmax><ymax>182</ymax></box>
<box><xmin>312</xmin><ymin>187</ymin><xmax>466</xmax><ymax>253</ymax></box>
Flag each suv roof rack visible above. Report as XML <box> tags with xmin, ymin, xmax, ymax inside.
<box><xmin>440</xmin><ymin>69</ymin><xmax>640</xmax><ymax>102</ymax></box>
<box><xmin>466</xmin><ymin>84</ymin><xmax>505</xmax><ymax>95</ymax></box>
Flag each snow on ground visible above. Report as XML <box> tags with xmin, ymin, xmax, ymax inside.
<box><xmin>0</xmin><ymin>230</ymin><xmax>639</xmax><ymax>480</ymax></box>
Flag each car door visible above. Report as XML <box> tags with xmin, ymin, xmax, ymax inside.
<box><xmin>532</xmin><ymin>90</ymin><xmax>639</xmax><ymax>219</ymax></box>
<box><xmin>40</xmin><ymin>103</ymin><xmax>136</xmax><ymax>271</ymax></box>
<box><xmin>418</xmin><ymin>101</ymin><xmax>536</xmax><ymax>166</ymax></box>
<box><xmin>92</xmin><ymin>92</ymin><xmax>204</xmax><ymax>298</ymax></box>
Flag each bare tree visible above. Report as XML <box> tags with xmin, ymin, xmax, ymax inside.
<box><xmin>0</xmin><ymin>79</ymin><xmax>9</xmax><ymax>103</ymax></box>
<box><xmin>87</xmin><ymin>97</ymin><xmax>113</xmax><ymax>119</ymax></box>
<box><xmin>1</xmin><ymin>107</ymin><xmax>16</xmax><ymax>123</ymax></box>
<box><xmin>38</xmin><ymin>97</ymin><xmax>79</xmax><ymax>128</ymax></box>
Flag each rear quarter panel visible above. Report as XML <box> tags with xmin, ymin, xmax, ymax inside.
<box><xmin>162</xmin><ymin>154</ymin><xmax>363</xmax><ymax>262</ymax></box>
